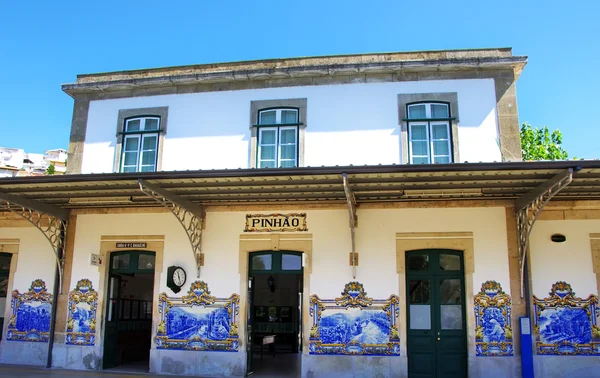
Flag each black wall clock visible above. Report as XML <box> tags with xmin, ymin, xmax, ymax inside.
<box><xmin>166</xmin><ymin>265</ymin><xmax>186</xmax><ymax>294</ymax></box>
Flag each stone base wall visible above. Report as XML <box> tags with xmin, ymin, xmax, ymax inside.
<box><xmin>301</xmin><ymin>355</ymin><xmax>407</xmax><ymax>378</ymax></box>
<box><xmin>468</xmin><ymin>356</ymin><xmax>521</xmax><ymax>378</ymax></box>
<box><xmin>51</xmin><ymin>344</ymin><xmax>100</xmax><ymax>370</ymax></box>
<box><xmin>0</xmin><ymin>341</ymin><xmax>48</xmax><ymax>366</ymax></box>
<box><xmin>149</xmin><ymin>349</ymin><xmax>245</xmax><ymax>377</ymax></box>
<box><xmin>533</xmin><ymin>356</ymin><xmax>600</xmax><ymax>378</ymax></box>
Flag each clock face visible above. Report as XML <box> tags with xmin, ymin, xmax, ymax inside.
<box><xmin>173</xmin><ymin>268</ymin><xmax>186</xmax><ymax>287</ymax></box>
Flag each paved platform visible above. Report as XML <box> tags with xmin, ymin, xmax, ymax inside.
<box><xmin>0</xmin><ymin>365</ymin><xmax>169</xmax><ymax>378</ymax></box>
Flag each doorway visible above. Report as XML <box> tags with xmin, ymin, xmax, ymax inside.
<box><xmin>103</xmin><ymin>251</ymin><xmax>155</xmax><ymax>371</ymax></box>
<box><xmin>247</xmin><ymin>251</ymin><xmax>303</xmax><ymax>377</ymax></box>
<box><xmin>0</xmin><ymin>252</ymin><xmax>12</xmax><ymax>341</ymax></box>
<box><xmin>406</xmin><ymin>249</ymin><xmax>467</xmax><ymax>378</ymax></box>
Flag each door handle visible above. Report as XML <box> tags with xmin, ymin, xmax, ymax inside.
<box><xmin>437</xmin><ymin>337</ymin><xmax>441</xmax><ymax>341</ymax></box>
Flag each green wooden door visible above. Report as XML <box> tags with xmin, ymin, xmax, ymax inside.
<box><xmin>406</xmin><ymin>250</ymin><xmax>467</xmax><ymax>378</ymax></box>
<box><xmin>103</xmin><ymin>274</ymin><xmax>121</xmax><ymax>369</ymax></box>
<box><xmin>246</xmin><ymin>276</ymin><xmax>254</xmax><ymax>376</ymax></box>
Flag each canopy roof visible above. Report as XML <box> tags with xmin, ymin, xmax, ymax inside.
<box><xmin>0</xmin><ymin>161</ymin><xmax>599</xmax><ymax>211</ymax></box>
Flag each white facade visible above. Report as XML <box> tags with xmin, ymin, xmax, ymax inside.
<box><xmin>82</xmin><ymin>79</ymin><xmax>501</xmax><ymax>173</ymax></box>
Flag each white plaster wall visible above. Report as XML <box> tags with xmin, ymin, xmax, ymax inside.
<box><xmin>530</xmin><ymin>220</ymin><xmax>600</xmax><ymax>298</ymax></box>
<box><xmin>0</xmin><ymin>228</ymin><xmax>56</xmax><ymax>294</ymax></box>
<box><xmin>82</xmin><ymin>79</ymin><xmax>500</xmax><ymax>173</ymax></box>
<box><xmin>70</xmin><ymin>207</ymin><xmax>509</xmax><ymax>302</ymax></box>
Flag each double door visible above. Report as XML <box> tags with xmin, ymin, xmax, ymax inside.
<box><xmin>406</xmin><ymin>250</ymin><xmax>467</xmax><ymax>378</ymax></box>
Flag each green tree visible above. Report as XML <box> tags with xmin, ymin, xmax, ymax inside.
<box><xmin>520</xmin><ymin>122</ymin><xmax>569</xmax><ymax>161</ymax></box>
<box><xmin>45</xmin><ymin>164</ymin><xmax>56</xmax><ymax>175</ymax></box>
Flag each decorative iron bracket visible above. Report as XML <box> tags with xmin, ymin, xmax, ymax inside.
<box><xmin>515</xmin><ymin>168</ymin><xmax>574</xmax><ymax>298</ymax></box>
<box><xmin>342</xmin><ymin>173</ymin><xmax>358</xmax><ymax>279</ymax></box>
<box><xmin>138</xmin><ymin>179</ymin><xmax>205</xmax><ymax>278</ymax></box>
<box><xmin>0</xmin><ymin>191</ymin><xmax>68</xmax><ymax>294</ymax></box>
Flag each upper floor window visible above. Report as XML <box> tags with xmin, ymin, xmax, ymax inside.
<box><xmin>257</xmin><ymin>108</ymin><xmax>299</xmax><ymax>168</ymax></box>
<box><xmin>120</xmin><ymin>117</ymin><xmax>160</xmax><ymax>172</ymax></box>
<box><xmin>407</xmin><ymin>103</ymin><xmax>452</xmax><ymax>164</ymax></box>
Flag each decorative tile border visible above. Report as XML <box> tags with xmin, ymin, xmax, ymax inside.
<box><xmin>533</xmin><ymin>282</ymin><xmax>600</xmax><ymax>355</ymax></box>
<box><xmin>66</xmin><ymin>279</ymin><xmax>98</xmax><ymax>346</ymax></box>
<box><xmin>474</xmin><ymin>281</ymin><xmax>513</xmax><ymax>356</ymax></box>
<box><xmin>6</xmin><ymin>279</ymin><xmax>52</xmax><ymax>342</ymax></box>
<box><xmin>156</xmin><ymin>281</ymin><xmax>239</xmax><ymax>352</ymax></box>
<box><xmin>309</xmin><ymin>281</ymin><xmax>400</xmax><ymax>356</ymax></box>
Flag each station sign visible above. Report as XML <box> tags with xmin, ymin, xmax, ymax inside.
<box><xmin>244</xmin><ymin>213</ymin><xmax>308</xmax><ymax>232</ymax></box>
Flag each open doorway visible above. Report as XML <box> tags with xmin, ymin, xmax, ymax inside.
<box><xmin>247</xmin><ymin>251</ymin><xmax>303</xmax><ymax>377</ymax></box>
<box><xmin>103</xmin><ymin>251</ymin><xmax>155</xmax><ymax>372</ymax></box>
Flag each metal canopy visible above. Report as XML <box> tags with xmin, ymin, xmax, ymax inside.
<box><xmin>515</xmin><ymin>168</ymin><xmax>575</xmax><ymax>298</ymax></box>
<box><xmin>138</xmin><ymin>179</ymin><xmax>205</xmax><ymax>278</ymax></box>
<box><xmin>0</xmin><ymin>191</ymin><xmax>68</xmax><ymax>294</ymax></box>
<box><xmin>1</xmin><ymin>162</ymin><xmax>600</xmax><ymax>210</ymax></box>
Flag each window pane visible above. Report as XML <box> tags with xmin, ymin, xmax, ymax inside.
<box><xmin>410</xmin><ymin>305</ymin><xmax>431</xmax><ymax>330</ymax></box>
<box><xmin>412</xmin><ymin>141</ymin><xmax>428</xmax><ymax>156</ymax></box>
<box><xmin>259</xmin><ymin>160</ymin><xmax>275</xmax><ymax>168</ymax></box>
<box><xmin>126</xmin><ymin>119</ymin><xmax>140</xmax><ymax>132</ymax></box>
<box><xmin>431</xmin><ymin>104</ymin><xmax>449</xmax><ymax>118</ymax></box>
<box><xmin>252</xmin><ymin>255</ymin><xmax>272</xmax><ymax>270</ymax></box>
<box><xmin>410</xmin><ymin>125</ymin><xmax>427</xmax><ymax>140</ymax></box>
<box><xmin>0</xmin><ymin>277</ymin><xmax>8</xmax><ymax>297</ymax></box>
<box><xmin>122</xmin><ymin>166</ymin><xmax>137</xmax><ymax>173</ymax></box>
<box><xmin>259</xmin><ymin>111</ymin><xmax>276</xmax><ymax>125</ymax></box>
<box><xmin>409</xmin><ymin>280</ymin><xmax>430</xmax><ymax>304</ymax></box>
<box><xmin>440</xmin><ymin>279</ymin><xmax>462</xmax><ymax>304</ymax></box>
<box><xmin>260</xmin><ymin>146</ymin><xmax>276</xmax><ymax>160</ymax></box>
<box><xmin>281</xmin><ymin>110</ymin><xmax>298</xmax><ymax>123</ymax></box>
<box><xmin>138</xmin><ymin>254</ymin><xmax>155</xmax><ymax>270</ymax></box>
<box><xmin>0</xmin><ymin>254</ymin><xmax>11</xmax><ymax>270</ymax></box>
<box><xmin>407</xmin><ymin>254</ymin><xmax>429</xmax><ymax>271</ymax></box>
<box><xmin>124</xmin><ymin>137</ymin><xmax>139</xmax><ymax>151</ymax></box>
<box><xmin>413</xmin><ymin>157</ymin><xmax>429</xmax><ymax>164</ymax></box>
<box><xmin>441</xmin><ymin>305</ymin><xmax>462</xmax><ymax>330</ymax></box>
<box><xmin>280</xmin><ymin>145</ymin><xmax>296</xmax><ymax>160</ymax></box>
<box><xmin>408</xmin><ymin>105</ymin><xmax>426</xmax><ymax>119</ymax></box>
<box><xmin>112</xmin><ymin>254</ymin><xmax>130</xmax><ymax>270</ymax></box>
<box><xmin>282</xmin><ymin>254</ymin><xmax>302</xmax><ymax>270</ymax></box>
<box><xmin>141</xmin><ymin>151</ymin><xmax>156</xmax><ymax>165</ymax></box>
<box><xmin>280</xmin><ymin>160</ymin><xmax>296</xmax><ymax>168</ymax></box>
<box><xmin>140</xmin><ymin>165</ymin><xmax>156</xmax><ymax>172</ymax></box>
<box><xmin>440</xmin><ymin>254</ymin><xmax>461</xmax><ymax>271</ymax></box>
<box><xmin>123</xmin><ymin>151</ymin><xmax>138</xmax><ymax>166</ymax></box>
<box><xmin>144</xmin><ymin>118</ymin><xmax>159</xmax><ymax>131</ymax></box>
<box><xmin>434</xmin><ymin>157</ymin><xmax>451</xmax><ymax>164</ymax></box>
<box><xmin>142</xmin><ymin>135</ymin><xmax>157</xmax><ymax>150</ymax></box>
<box><xmin>431</xmin><ymin>124</ymin><xmax>449</xmax><ymax>139</ymax></box>
<box><xmin>433</xmin><ymin>141</ymin><xmax>449</xmax><ymax>156</ymax></box>
<box><xmin>260</xmin><ymin>130</ymin><xmax>276</xmax><ymax>144</ymax></box>
<box><xmin>280</xmin><ymin>129</ymin><xmax>296</xmax><ymax>144</ymax></box>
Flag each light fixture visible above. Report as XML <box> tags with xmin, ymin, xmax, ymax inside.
<box><xmin>69</xmin><ymin>196</ymin><xmax>132</xmax><ymax>205</ymax></box>
<box><xmin>267</xmin><ymin>275</ymin><xmax>275</xmax><ymax>293</ymax></box>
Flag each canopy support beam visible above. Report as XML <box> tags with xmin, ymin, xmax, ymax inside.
<box><xmin>342</xmin><ymin>173</ymin><xmax>358</xmax><ymax>279</ymax></box>
<box><xmin>515</xmin><ymin>168</ymin><xmax>574</xmax><ymax>298</ymax></box>
<box><xmin>138</xmin><ymin>179</ymin><xmax>205</xmax><ymax>278</ymax></box>
<box><xmin>0</xmin><ymin>191</ymin><xmax>68</xmax><ymax>294</ymax></box>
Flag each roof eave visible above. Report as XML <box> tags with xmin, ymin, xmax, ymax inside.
<box><xmin>62</xmin><ymin>56</ymin><xmax>528</xmax><ymax>98</ymax></box>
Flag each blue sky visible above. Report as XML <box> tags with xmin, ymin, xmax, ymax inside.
<box><xmin>1</xmin><ymin>1</ymin><xmax>598</xmax><ymax>158</ymax></box>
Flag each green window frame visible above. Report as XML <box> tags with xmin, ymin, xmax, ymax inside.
<box><xmin>405</xmin><ymin>102</ymin><xmax>454</xmax><ymax>164</ymax></box>
<box><xmin>119</xmin><ymin>116</ymin><xmax>162</xmax><ymax>173</ymax></box>
<box><xmin>110</xmin><ymin>250</ymin><xmax>156</xmax><ymax>274</ymax></box>
<box><xmin>249</xmin><ymin>251</ymin><xmax>303</xmax><ymax>274</ymax></box>
<box><xmin>255</xmin><ymin>108</ymin><xmax>301</xmax><ymax>169</ymax></box>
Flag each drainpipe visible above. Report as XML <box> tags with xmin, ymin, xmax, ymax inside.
<box><xmin>46</xmin><ymin>225</ymin><xmax>65</xmax><ymax>368</ymax></box>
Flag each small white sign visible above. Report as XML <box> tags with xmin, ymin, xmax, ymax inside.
<box><xmin>520</xmin><ymin>317</ymin><xmax>530</xmax><ymax>334</ymax></box>
<box><xmin>90</xmin><ymin>253</ymin><xmax>102</xmax><ymax>266</ymax></box>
